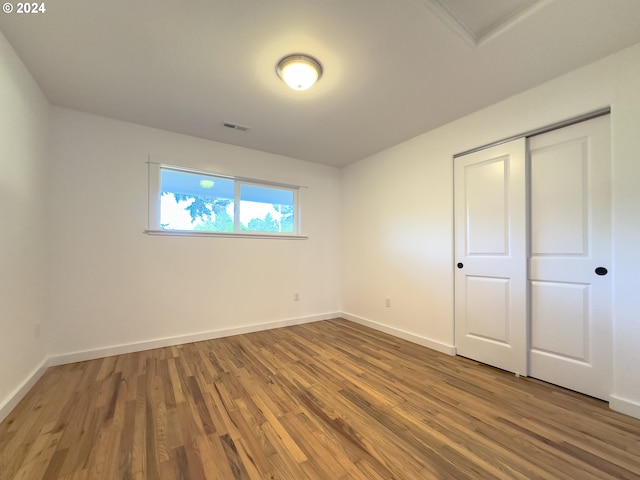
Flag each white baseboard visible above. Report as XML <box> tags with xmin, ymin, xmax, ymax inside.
<box><xmin>340</xmin><ymin>312</ymin><xmax>456</xmax><ymax>356</ymax></box>
<box><xmin>0</xmin><ymin>358</ymin><xmax>50</xmax><ymax>423</ymax></box>
<box><xmin>48</xmin><ymin>312</ymin><xmax>339</xmax><ymax>366</ymax></box>
<box><xmin>610</xmin><ymin>394</ymin><xmax>640</xmax><ymax>420</ymax></box>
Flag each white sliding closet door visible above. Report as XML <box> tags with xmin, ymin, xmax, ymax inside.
<box><xmin>454</xmin><ymin>139</ymin><xmax>528</xmax><ymax>375</ymax></box>
<box><xmin>454</xmin><ymin>115</ymin><xmax>612</xmax><ymax>401</ymax></box>
<box><xmin>529</xmin><ymin>115</ymin><xmax>611</xmax><ymax>400</ymax></box>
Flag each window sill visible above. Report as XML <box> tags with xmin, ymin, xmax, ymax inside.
<box><xmin>144</xmin><ymin>230</ymin><xmax>308</xmax><ymax>240</ymax></box>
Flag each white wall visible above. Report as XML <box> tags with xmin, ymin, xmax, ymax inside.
<box><xmin>0</xmin><ymin>31</ymin><xmax>50</xmax><ymax>417</ymax></box>
<box><xmin>47</xmin><ymin>108</ymin><xmax>341</xmax><ymax>359</ymax></box>
<box><xmin>341</xmin><ymin>43</ymin><xmax>640</xmax><ymax>416</ymax></box>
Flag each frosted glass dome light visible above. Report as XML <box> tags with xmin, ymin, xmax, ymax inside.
<box><xmin>276</xmin><ymin>54</ymin><xmax>323</xmax><ymax>91</ymax></box>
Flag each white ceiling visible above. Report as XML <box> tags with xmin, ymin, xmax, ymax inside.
<box><xmin>1</xmin><ymin>0</ymin><xmax>639</xmax><ymax>167</ymax></box>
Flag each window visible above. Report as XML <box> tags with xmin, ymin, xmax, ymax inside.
<box><xmin>147</xmin><ymin>164</ymin><xmax>304</xmax><ymax>238</ymax></box>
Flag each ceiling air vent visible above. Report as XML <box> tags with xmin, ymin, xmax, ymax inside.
<box><xmin>223</xmin><ymin>121</ymin><xmax>251</xmax><ymax>132</ymax></box>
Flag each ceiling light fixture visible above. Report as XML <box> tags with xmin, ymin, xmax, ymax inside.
<box><xmin>276</xmin><ymin>54</ymin><xmax>323</xmax><ymax>91</ymax></box>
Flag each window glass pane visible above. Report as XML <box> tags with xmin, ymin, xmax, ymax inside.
<box><xmin>160</xmin><ymin>169</ymin><xmax>235</xmax><ymax>232</ymax></box>
<box><xmin>240</xmin><ymin>184</ymin><xmax>295</xmax><ymax>233</ymax></box>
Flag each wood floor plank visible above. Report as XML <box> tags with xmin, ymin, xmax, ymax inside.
<box><xmin>2</xmin><ymin>318</ymin><xmax>640</xmax><ymax>479</ymax></box>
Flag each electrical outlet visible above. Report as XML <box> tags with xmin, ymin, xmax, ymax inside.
<box><xmin>35</xmin><ymin>322</ymin><xmax>41</xmax><ymax>338</ymax></box>
<box><xmin>294</xmin><ymin>293</ymin><xmax>300</xmax><ymax>302</ymax></box>
<box><xmin>385</xmin><ymin>297</ymin><xmax>391</xmax><ymax>308</ymax></box>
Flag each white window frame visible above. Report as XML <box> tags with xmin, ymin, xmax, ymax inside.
<box><xmin>145</xmin><ymin>163</ymin><xmax>307</xmax><ymax>239</ymax></box>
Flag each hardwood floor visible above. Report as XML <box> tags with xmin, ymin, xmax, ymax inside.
<box><xmin>1</xmin><ymin>318</ymin><xmax>640</xmax><ymax>479</ymax></box>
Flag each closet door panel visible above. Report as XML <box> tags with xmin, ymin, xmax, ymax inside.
<box><xmin>454</xmin><ymin>138</ymin><xmax>527</xmax><ymax>375</ymax></box>
<box><xmin>529</xmin><ymin>115</ymin><xmax>612</xmax><ymax>400</ymax></box>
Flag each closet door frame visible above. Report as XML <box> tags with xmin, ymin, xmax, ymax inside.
<box><xmin>453</xmin><ymin>108</ymin><xmax>612</xmax><ymax>399</ymax></box>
